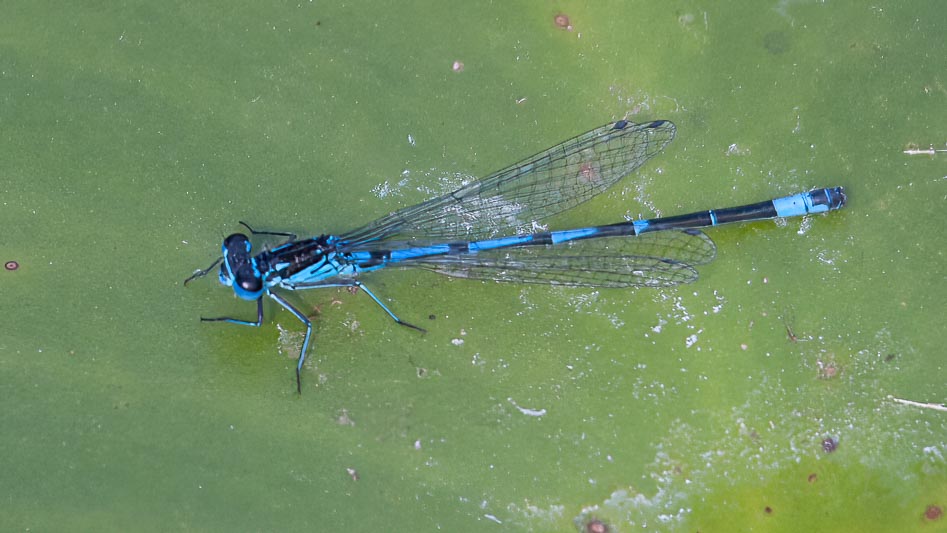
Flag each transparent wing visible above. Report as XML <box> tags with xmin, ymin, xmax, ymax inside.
<box><xmin>339</xmin><ymin>120</ymin><xmax>675</xmax><ymax>248</ymax></box>
<box><xmin>393</xmin><ymin>229</ymin><xmax>716</xmax><ymax>288</ymax></box>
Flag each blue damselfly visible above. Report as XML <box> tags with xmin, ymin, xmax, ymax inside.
<box><xmin>186</xmin><ymin>120</ymin><xmax>846</xmax><ymax>392</ymax></box>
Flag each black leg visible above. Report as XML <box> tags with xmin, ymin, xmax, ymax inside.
<box><xmin>238</xmin><ymin>221</ymin><xmax>297</xmax><ymax>242</ymax></box>
<box><xmin>184</xmin><ymin>256</ymin><xmax>223</xmax><ymax>286</ymax></box>
<box><xmin>268</xmin><ymin>292</ymin><xmax>313</xmax><ymax>394</ymax></box>
<box><xmin>199</xmin><ymin>297</ymin><xmax>265</xmax><ymax>327</ymax></box>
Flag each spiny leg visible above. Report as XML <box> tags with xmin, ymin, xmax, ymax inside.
<box><xmin>184</xmin><ymin>256</ymin><xmax>223</xmax><ymax>286</ymax></box>
<box><xmin>268</xmin><ymin>292</ymin><xmax>313</xmax><ymax>394</ymax></box>
<box><xmin>199</xmin><ymin>296</ymin><xmax>264</xmax><ymax>327</ymax></box>
<box><xmin>273</xmin><ymin>280</ymin><xmax>424</xmax><ymax>392</ymax></box>
<box><xmin>286</xmin><ymin>280</ymin><xmax>426</xmax><ymax>333</ymax></box>
<box><xmin>238</xmin><ymin>221</ymin><xmax>297</xmax><ymax>243</ymax></box>
<box><xmin>352</xmin><ymin>281</ymin><xmax>426</xmax><ymax>333</ymax></box>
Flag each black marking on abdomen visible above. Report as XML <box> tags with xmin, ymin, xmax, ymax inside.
<box><xmin>449</xmin><ymin>242</ymin><xmax>470</xmax><ymax>254</ymax></box>
<box><xmin>358</xmin><ymin>250</ymin><xmax>391</xmax><ymax>268</ymax></box>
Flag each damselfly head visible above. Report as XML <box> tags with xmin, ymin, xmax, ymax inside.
<box><xmin>220</xmin><ymin>233</ymin><xmax>265</xmax><ymax>300</ymax></box>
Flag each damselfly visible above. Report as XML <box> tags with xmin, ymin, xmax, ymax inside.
<box><xmin>186</xmin><ymin>119</ymin><xmax>846</xmax><ymax>392</ymax></box>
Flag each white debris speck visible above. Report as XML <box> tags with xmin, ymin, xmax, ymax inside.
<box><xmin>685</xmin><ymin>333</ymin><xmax>699</xmax><ymax>348</ymax></box>
<box><xmin>726</xmin><ymin>143</ymin><xmax>750</xmax><ymax>156</ymax></box>
<box><xmin>508</xmin><ymin>397</ymin><xmax>547</xmax><ymax>417</ymax></box>
<box><xmin>652</xmin><ymin>318</ymin><xmax>667</xmax><ymax>333</ymax></box>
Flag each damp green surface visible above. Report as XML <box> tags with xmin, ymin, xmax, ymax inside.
<box><xmin>2</xmin><ymin>1</ymin><xmax>946</xmax><ymax>531</ymax></box>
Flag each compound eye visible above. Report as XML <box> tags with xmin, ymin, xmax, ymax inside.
<box><xmin>237</xmin><ymin>271</ymin><xmax>263</xmax><ymax>293</ymax></box>
<box><xmin>223</xmin><ymin>233</ymin><xmax>252</xmax><ymax>254</ymax></box>
<box><xmin>229</xmin><ymin>262</ymin><xmax>264</xmax><ymax>300</ymax></box>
